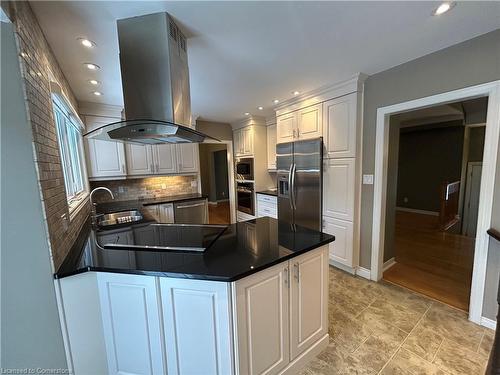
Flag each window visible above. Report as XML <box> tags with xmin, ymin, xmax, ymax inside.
<box><xmin>52</xmin><ymin>95</ymin><xmax>88</xmax><ymax>212</ymax></box>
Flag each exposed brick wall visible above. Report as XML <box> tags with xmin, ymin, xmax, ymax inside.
<box><xmin>6</xmin><ymin>1</ymin><xmax>90</xmax><ymax>270</ymax></box>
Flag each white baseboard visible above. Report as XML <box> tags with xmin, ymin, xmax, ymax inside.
<box><xmin>383</xmin><ymin>257</ymin><xmax>396</xmax><ymax>272</ymax></box>
<box><xmin>396</xmin><ymin>207</ymin><xmax>439</xmax><ymax>216</ymax></box>
<box><xmin>356</xmin><ymin>267</ymin><xmax>371</xmax><ymax>280</ymax></box>
<box><xmin>328</xmin><ymin>259</ymin><xmax>355</xmax><ymax>275</ymax></box>
<box><xmin>481</xmin><ymin>316</ymin><xmax>497</xmax><ymax>330</ymax></box>
<box><xmin>280</xmin><ymin>334</ymin><xmax>329</xmax><ymax>375</ymax></box>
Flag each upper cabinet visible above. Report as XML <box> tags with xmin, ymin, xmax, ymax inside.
<box><xmin>126</xmin><ymin>143</ymin><xmax>155</xmax><ymax>176</ymax></box>
<box><xmin>84</xmin><ymin>115</ymin><xmax>126</xmax><ymax>180</ymax></box>
<box><xmin>323</xmin><ymin>93</ymin><xmax>358</xmax><ymax>158</ymax></box>
<box><xmin>276</xmin><ymin>103</ymin><xmax>322</xmax><ymax>144</ymax></box>
<box><xmin>234</xmin><ymin>127</ymin><xmax>254</xmax><ymax>157</ymax></box>
<box><xmin>267</xmin><ymin>124</ymin><xmax>277</xmax><ymax>170</ymax></box>
<box><xmin>177</xmin><ymin>143</ymin><xmax>199</xmax><ymax>173</ymax></box>
<box><xmin>155</xmin><ymin>144</ymin><xmax>178</xmax><ymax>174</ymax></box>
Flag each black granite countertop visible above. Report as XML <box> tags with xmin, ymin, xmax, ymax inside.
<box><xmin>256</xmin><ymin>190</ymin><xmax>278</xmax><ymax>197</ymax></box>
<box><xmin>55</xmin><ymin>217</ymin><xmax>335</xmax><ymax>282</ymax></box>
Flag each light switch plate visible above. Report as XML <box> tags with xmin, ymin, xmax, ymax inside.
<box><xmin>363</xmin><ymin>174</ymin><xmax>374</xmax><ymax>185</ymax></box>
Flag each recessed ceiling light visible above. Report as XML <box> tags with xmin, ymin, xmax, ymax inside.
<box><xmin>84</xmin><ymin>63</ymin><xmax>100</xmax><ymax>70</ymax></box>
<box><xmin>273</xmin><ymin>99</ymin><xmax>279</xmax><ymax>104</ymax></box>
<box><xmin>78</xmin><ymin>38</ymin><xmax>96</xmax><ymax>48</ymax></box>
<box><xmin>293</xmin><ymin>91</ymin><xmax>300</xmax><ymax>96</ymax></box>
<box><xmin>244</xmin><ymin>112</ymin><xmax>250</xmax><ymax>116</ymax></box>
<box><xmin>433</xmin><ymin>2</ymin><xmax>455</xmax><ymax>15</ymax></box>
<box><xmin>88</xmin><ymin>79</ymin><xmax>100</xmax><ymax>86</ymax></box>
<box><xmin>92</xmin><ymin>91</ymin><xmax>103</xmax><ymax>96</ymax></box>
<box><xmin>258</xmin><ymin>106</ymin><xmax>263</xmax><ymax>110</ymax></box>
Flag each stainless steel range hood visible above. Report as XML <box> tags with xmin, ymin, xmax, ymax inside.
<box><xmin>84</xmin><ymin>12</ymin><xmax>218</xmax><ymax>144</ymax></box>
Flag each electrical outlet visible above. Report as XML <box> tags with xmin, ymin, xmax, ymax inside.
<box><xmin>161</xmin><ymin>184</ymin><xmax>167</xmax><ymax>189</ymax></box>
<box><xmin>118</xmin><ymin>186</ymin><xmax>125</xmax><ymax>193</ymax></box>
<box><xmin>362</xmin><ymin>174</ymin><xmax>374</xmax><ymax>185</ymax></box>
<box><xmin>191</xmin><ymin>180</ymin><xmax>197</xmax><ymax>187</ymax></box>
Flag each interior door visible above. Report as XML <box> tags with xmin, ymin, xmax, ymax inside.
<box><xmin>462</xmin><ymin>162</ymin><xmax>483</xmax><ymax>237</ymax></box>
<box><xmin>293</xmin><ymin>138</ymin><xmax>322</xmax><ymax>231</ymax></box>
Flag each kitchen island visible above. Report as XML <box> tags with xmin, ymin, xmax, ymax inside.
<box><xmin>55</xmin><ymin>214</ymin><xmax>334</xmax><ymax>375</ymax></box>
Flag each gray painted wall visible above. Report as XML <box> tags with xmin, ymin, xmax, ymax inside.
<box><xmin>1</xmin><ymin>22</ymin><xmax>67</xmax><ymax>369</ymax></box>
<box><xmin>360</xmin><ymin>29</ymin><xmax>500</xmax><ymax>319</ymax></box>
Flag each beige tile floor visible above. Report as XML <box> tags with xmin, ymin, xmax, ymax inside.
<box><xmin>301</xmin><ymin>267</ymin><xmax>495</xmax><ymax>375</ymax></box>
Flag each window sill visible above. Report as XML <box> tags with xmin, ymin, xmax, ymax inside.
<box><xmin>68</xmin><ymin>193</ymin><xmax>89</xmax><ymax>221</ymax></box>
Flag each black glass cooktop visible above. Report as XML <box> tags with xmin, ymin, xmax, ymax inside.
<box><xmin>98</xmin><ymin>224</ymin><xmax>227</xmax><ymax>252</ymax></box>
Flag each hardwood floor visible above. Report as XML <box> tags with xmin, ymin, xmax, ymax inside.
<box><xmin>383</xmin><ymin>211</ymin><xmax>475</xmax><ymax>311</ymax></box>
<box><xmin>208</xmin><ymin>201</ymin><xmax>230</xmax><ymax>224</ymax></box>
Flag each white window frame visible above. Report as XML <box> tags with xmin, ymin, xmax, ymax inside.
<box><xmin>51</xmin><ymin>93</ymin><xmax>89</xmax><ymax>218</ymax></box>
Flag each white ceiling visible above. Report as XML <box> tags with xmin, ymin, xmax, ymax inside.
<box><xmin>31</xmin><ymin>1</ymin><xmax>500</xmax><ymax>124</ymax></box>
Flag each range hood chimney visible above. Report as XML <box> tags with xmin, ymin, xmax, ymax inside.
<box><xmin>84</xmin><ymin>12</ymin><xmax>218</xmax><ymax>144</ymax></box>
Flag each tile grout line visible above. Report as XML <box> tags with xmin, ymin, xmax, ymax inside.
<box><xmin>377</xmin><ymin>303</ymin><xmax>432</xmax><ymax>374</ymax></box>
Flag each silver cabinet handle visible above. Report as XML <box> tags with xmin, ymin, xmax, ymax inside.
<box><xmin>292</xmin><ymin>129</ymin><xmax>296</xmax><ymax>139</ymax></box>
<box><xmin>156</xmin><ymin>163</ymin><xmax>159</xmax><ymax>173</ymax></box>
<box><xmin>121</xmin><ymin>164</ymin><xmax>125</xmax><ymax>173</ymax></box>
<box><xmin>293</xmin><ymin>263</ymin><xmax>300</xmax><ymax>281</ymax></box>
<box><xmin>284</xmin><ymin>267</ymin><xmax>289</xmax><ymax>287</ymax></box>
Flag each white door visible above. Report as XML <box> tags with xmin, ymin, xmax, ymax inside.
<box><xmin>160</xmin><ymin>278</ymin><xmax>233</xmax><ymax>375</ymax></box>
<box><xmin>126</xmin><ymin>143</ymin><xmax>154</xmax><ymax>176</ymax></box>
<box><xmin>276</xmin><ymin>112</ymin><xmax>297</xmax><ymax>143</ymax></box>
<box><xmin>323</xmin><ymin>158</ymin><xmax>355</xmax><ymax>221</ymax></box>
<box><xmin>158</xmin><ymin>203</ymin><xmax>174</xmax><ymax>223</ymax></box>
<box><xmin>86</xmin><ymin>139</ymin><xmax>126</xmax><ymax>179</ymax></box>
<box><xmin>323</xmin><ymin>93</ymin><xmax>357</xmax><ymax>158</ymax></box>
<box><xmin>177</xmin><ymin>144</ymin><xmax>199</xmax><ymax>173</ymax></box>
<box><xmin>297</xmin><ymin>104</ymin><xmax>322</xmax><ymax>140</ymax></box>
<box><xmin>267</xmin><ymin>124</ymin><xmax>277</xmax><ymax>170</ymax></box>
<box><xmin>242</xmin><ymin>126</ymin><xmax>254</xmax><ymax>155</ymax></box>
<box><xmin>154</xmin><ymin>144</ymin><xmax>177</xmax><ymax>174</ymax></box>
<box><xmin>290</xmin><ymin>246</ymin><xmax>328</xmax><ymax>360</ymax></box>
<box><xmin>97</xmin><ymin>273</ymin><xmax>164</xmax><ymax>375</ymax></box>
<box><xmin>462</xmin><ymin>162</ymin><xmax>483</xmax><ymax>237</ymax></box>
<box><xmin>322</xmin><ymin>216</ymin><xmax>354</xmax><ymax>267</ymax></box>
<box><xmin>234</xmin><ymin>262</ymin><xmax>290</xmax><ymax>375</ymax></box>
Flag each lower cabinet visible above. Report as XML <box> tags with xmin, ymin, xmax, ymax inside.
<box><xmin>59</xmin><ymin>246</ymin><xmax>329</xmax><ymax>375</ymax></box>
<box><xmin>143</xmin><ymin>203</ymin><xmax>174</xmax><ymax>223</ymax></box>
<box><xmin>322</xmin><ymin>216</ymin><xmax>354</xmax><ymax>267</ymax></box>
<box><xmin>97</xmin><ymin>273</ymin><xmax>165</xmax><ymax>375</ymax></box>
<box><xmin>160</xmin><ymin>278</ymin><xmax>233</xmax><ymax>375</ymax></box>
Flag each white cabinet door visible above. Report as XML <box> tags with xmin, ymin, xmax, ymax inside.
<box><xmin>242</xmin><ymin>126</ymin><xmax>254</xmax><ymax>155</ymax></box>
<box><xmin>160</xmin><ymin>278</ymin><xmax>233</xmax><ymax>375</ymax></box>
<box><xmin>323</xmin><ymin>93</ymin><xmax>357</xmax><ymax>158</ymax></box>
<box><xmin>176</xmin><ymin>144</ymin><xmax>199</xmax><ymax>173</ymax></box>
<box><xmin>125</xmin><ymin>144</ymin><xmax>154</xmax><ymax>176</ymax></box>
<box><xmin>233</xmin><ymin>129</ymin><xmax>243</xmax><ymax>157</ymax></box>
<box><xmin>158</xmin><ymin>203</ymin><xmax>174</xmax><ymax>223</ymax></box>
<box><xmin>234</xmin><ymin>262</ymin><xmax>290</xmax><ymax>375</ymax></box>
<box><xmin>290</xmin><ymin>247</ymin><xmax>328</xmax><ymax>360</ymax></box>
<box><xmin>86</xmin><ymin>139</ymin><xmax>126</xmax><ymax>179</ymax></box>
<box><xmin>323</xmin><ymin>158</ymin><xmax>355</xmax><ymax>221</ymax></box>
<box><xmin>97</xmin><ymin>273</ymin><xmax>164</xmax><ymax>375</ymax></box>
<box><xmin>276</xmin><ymin>112</ymin><xmax>297</xmax><ymax>144</ymax></box>
<box><xmin>267</xmin><ymin>124</ymin><xmax>277</xmax><ymax>170</ymax></box>
<box><xmin>154</xmin><ymin>144</ymin><xmax>177</xmax><ymax>174</ymax></box>
<box><xmin>322</xmin><ymin>216</ymin><xmax>354</xmax><ymax>267</ymax></box>
<box><xmin>297</xmin><ymin>104</ymin><xmax>322</xmax><ymax>140</ymax></box>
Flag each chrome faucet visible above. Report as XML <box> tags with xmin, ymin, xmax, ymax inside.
<box><xmin>90</xmin><ymin>187</ymin><xmax>114</xmax><ymax>227</ymax></box>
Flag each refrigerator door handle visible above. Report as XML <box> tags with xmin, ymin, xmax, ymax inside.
<box><xmin>288</xmin><ymin>164</ymin><xmax>294</xmax><ymax>210</ymax></box>
<box><xmin>291</xmin><ymin>163</ymin><xmax>297</xmax><ymax>210</ymax></box>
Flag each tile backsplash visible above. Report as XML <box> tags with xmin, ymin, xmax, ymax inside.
<box><xmin>90</xmin><ymin>175</ymin><xmax>199</xmax><ymax>203</ymax></box>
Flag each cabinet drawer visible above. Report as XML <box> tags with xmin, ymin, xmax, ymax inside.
<box><xmin>256</xmin><ymin>193</ymin><xmax>277</xmax><ymax>205</ymax></box>
<box><xmin>257</xmin><ymin>206</ymin><xmax>277</xmax><ymax>219</ymax></box>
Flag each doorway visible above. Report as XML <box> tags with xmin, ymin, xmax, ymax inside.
<box><xmin>199</xmin><ymin>143</ymin><xmax>232</xmax><ymax>224</ymax></box>
<box><xmin>370</xmin><ymin>81</ymin><xmax>500</xmax><ymax>324</ymax></box>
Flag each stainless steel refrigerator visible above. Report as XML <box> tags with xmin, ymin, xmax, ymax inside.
<box><xmin>277</xmin><ymin>138</ymin><xmax>323</xmax><ymax>231</ymax></box>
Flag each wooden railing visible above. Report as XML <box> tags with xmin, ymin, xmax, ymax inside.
<box><xmin>439</xmin><ymin>180</ymin><xmax>460</xmax><ymax>231</ymax></box>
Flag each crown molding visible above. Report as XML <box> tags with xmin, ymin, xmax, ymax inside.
<box><xmin>275</xmin><ymin>73</ymin><xmax>367</xmax><ymax>116</ymax></box>
<box><xmin>231</xmin><ymin>115</ymin><xmax>266</xmax><ymax>130</ymax></box>
<box><xmin>78</xmin><ymin>101</ymin><xmax>123</xmax><ymax>118</ymax></box>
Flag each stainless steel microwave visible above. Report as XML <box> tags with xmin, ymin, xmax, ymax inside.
<box><xmin>235</xmin><ymin>157</ymin><xmax>254</xmax><ymax>180</ymax></box>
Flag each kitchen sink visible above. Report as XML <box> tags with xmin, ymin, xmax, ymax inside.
<box><xmin>97</xmin><ymin>210</ymin><xmax>143</xmax><ymax>227</ymax></box>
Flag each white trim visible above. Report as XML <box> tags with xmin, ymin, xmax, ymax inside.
<box><xmin>383</xmin><ymin>257</ymin><xmax>396</xmax><ymax>272</ymax></box>
<box><xmin>356</xmin><ymin>267</ymin><xmax>371</xmax><ymax>280</ymax></box>
<box><xmin>279</xmin><ymin>334</ymin><xmax>329</xmax><ymax>375</ymax></box>
<box><xmin>231</xmin><ymin>115</ymin><xmax>266</xmax><ymax>130</ymax></box>
<box><xmin>370</xmin><ymin>80</ymin><xmax>500</xmax><ymax>326</ymax></box>
<box><xmin>328</xmin><ymin>260</ymin><xmax>355</xmax><ymax>275</ymax></box>
<box><xmin>395</xmin><ymin>207</ymin><xmax>439</xmax><ymax>216</ymax></box>
<box><xmin>481</xmin><ymin>317</ymin><xmax>497</xmax><ymax>331</ymax></box>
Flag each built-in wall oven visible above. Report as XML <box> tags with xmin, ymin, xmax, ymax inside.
<box><xmin>237</xmin><ymin>182</ymin><xmax>254</xmax><ymax>215</ymax></box>
<box><xmin>235</xmin><ymin>157</ymin><xmax>254</xmax><ymax>181</ymax></box>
